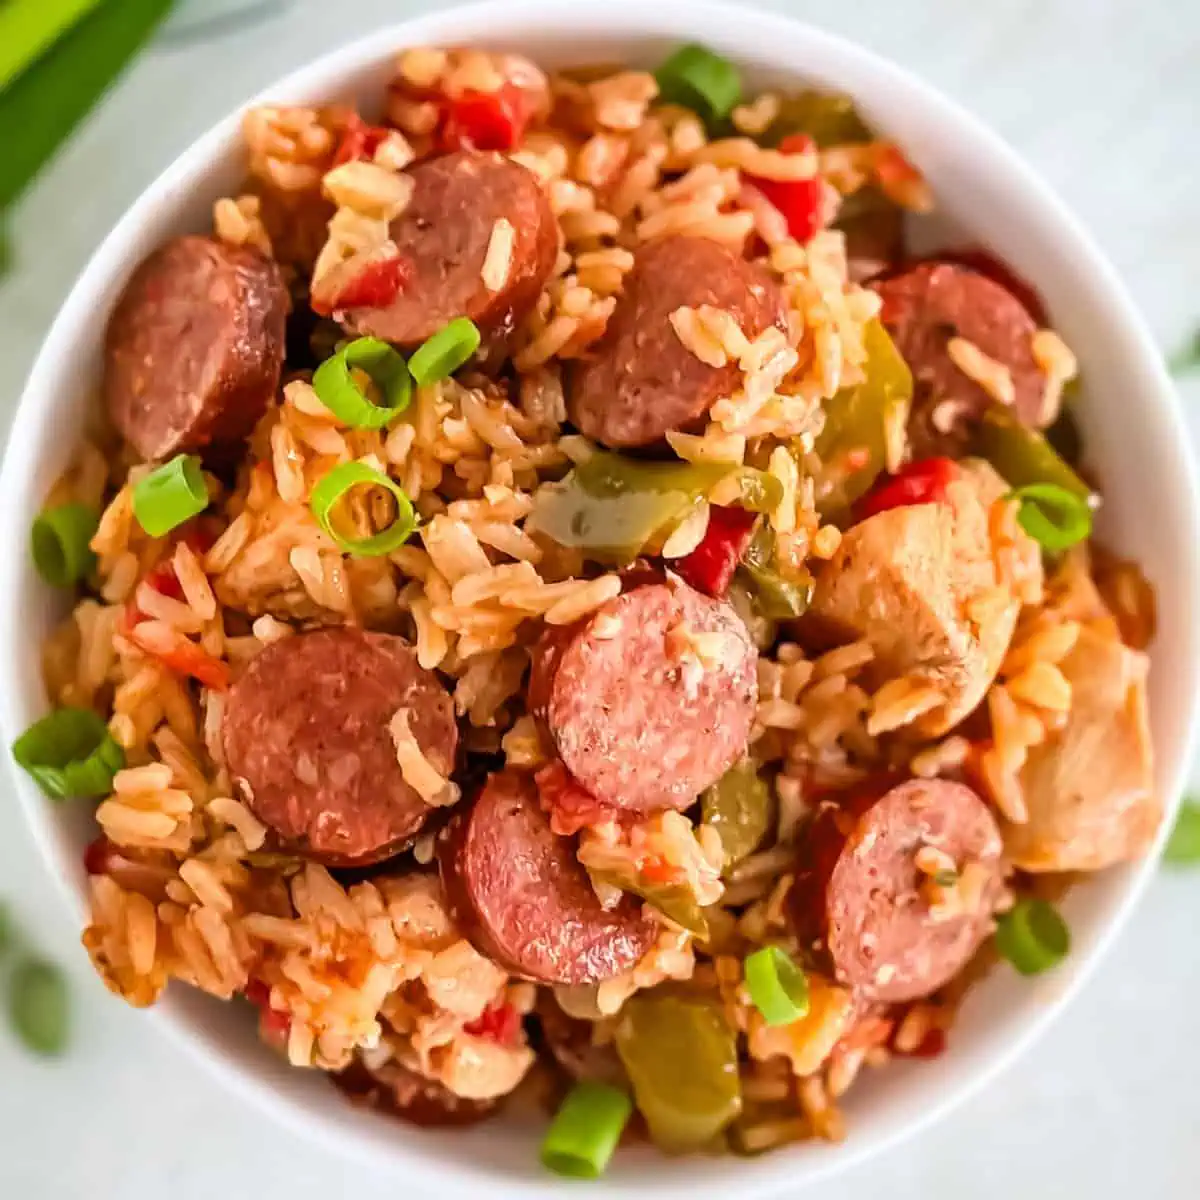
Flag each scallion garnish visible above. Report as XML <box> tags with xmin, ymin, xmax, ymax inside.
<box><xmin>994</xmin><ymin>896</ymin><xmax>1069</xmax><ymax>975</ymax></box>
<box><xmin>312</xmin><ymin>336</ymin><xmax>412</xmax><ymax>429</ymax></box>
<box><xmin>30</xmin><ymin>503</ymin><xmax>98</xmax><ymax>587</ymax></box>
<box><xmin>407</xmin><ymin>318</ymin><xmax>482</xmax><ymax>387</ymax></box>
<box><xmin>8</xmin><ymin>958</ymin><xmax>68</xmax><ymax>1057</ymax></box>
<box><xmin>1168</xmin><ymin>328</ymin><xmax>1200</xmax><ymax>376</ymax></box>
<box><xmin>1007</xmin><ymin>482</ymin><xmax>1092</xmax><ymax>551</ymax></box>
<box><xmin>540</xmin><ymin>1080</ymin><xmax>632</xmax><ymax>1178</ymax></box>
<box><xmin>132</xmin><ymin>454</ymin><xmax>209</xmax><ymax>538</ymax></box>
<box><xmin>743</xmin><ymin>945</ymin><xmax>810</xmax><ymax>1026</ymax></box>
<box><xmin>11</xmin><ymin>707</ymin><xmax>124</xmax><ymax>799</ymax></box>
<box><xmin>655</xmin><ymin>43</ymin><xmax>741</xmax><ymax>125</ymax></box>
<box><xmin>1163</xmin><ymin>800</ymin><xmax>1200</xmax><ymax>865</ymax></box>
<box><xmin>309</xmin><ymin>462</ymin><xmax>415</xmax><ymax>556</ymax></box>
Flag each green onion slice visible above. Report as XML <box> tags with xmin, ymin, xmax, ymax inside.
<box><xmin>310</xmin><ymin>462</ymin><xmax>415</xmax><ymax>556</ymax></box>
<box><xmin>312</xmin><ymin>336</ymin><xmax>413</xmax><ymax>429</ymax></box>
<box><xmin>12</xmin><ymin>707</ymin><xmax>124</xmax><ymax>799</ymax></box>
<box><xmin>407</xmin><ymin>318</ymin><xmax>482</xmax><ymax>387</ymax></box>
<box><xmin>743</xmin><ymin>945</ymin><xmax>810</xmax><ymax>1026</ymax></box>
<box><xmin>1164</xmin><ymin>800</ymin><xmax>1200</xmax><ymax>865</ymax></box>
<box><xmin>540</xmin><ymin>1080</ymin><xmax>632</xmax><ymax>1179</ymax></box>
<box><xmin>1007</xmin><ymin>482</ymin><xmax>1092</xmax><ymax>551</ymax></box>
<box><xmin>994</xmin><ymin>896</ymin><xmax>1070</xmax><ymax>975</ymax></box>
<box><xmin>8</xmin><ymin>958</ymin><xmax>69</xmax><ymax>1057</ymax></box>
<box><xmin>655</xmin><ymin>43</ymin><xmax>742</xmax><ymax>124</ymax></box>
<box><xmin>132</xmin><ymin>455</ymin><xmax>209</xmax><ymax>538</ymax></box>
<box><xmin>30</xmin><ymin>503</ymin><xmax>98</xmax><ymax>587</ymax></box>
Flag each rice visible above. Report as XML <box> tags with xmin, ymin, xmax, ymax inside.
<box><xmin>947</xmin><ymin>336</ymin><xmax>1016</xmax><ymax>407</ymax></box>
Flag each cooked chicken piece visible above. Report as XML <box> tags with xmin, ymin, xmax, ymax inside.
<box><xmin>809</xmin><ymin>460</ymin><xmax>1041</xmax><ymax>736</ymax></box>
<box><xmin>1003</xmin><ymin>625</ymin><xmax>1156</xmax><ymax>871</ymax></box>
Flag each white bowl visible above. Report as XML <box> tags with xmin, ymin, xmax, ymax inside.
<box><xmin>3</xmin><ymin>1</ymin><xmax>1198</xmax><ymax>1194</ymax></box>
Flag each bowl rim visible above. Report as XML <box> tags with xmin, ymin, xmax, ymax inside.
<box><xmin>3</xmin><ymin>0</ymin><xmax>1198</xmax><ymax>1194</ymax></box>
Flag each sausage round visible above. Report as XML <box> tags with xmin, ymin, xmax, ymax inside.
<box><xmin>528</xmin><ymin>576</ymin><xmax>757</xmax><ymax>813</ymax></box>
<box><xmin>338</xmin><ymin>150</ymin><xmax>558</xmax><ymax>348</ymax></box>
<box><xmin>334</xmin><ymin>1059</ymin><xmax>496</xmax><ymax>1127</ymax></box>
<box><xmin>872</xmin><ymin>261</ymin><xmax>1045</xmax><ymax>457</ymax></box>
<box><xmin>437</xmin><ymin>770</ymin><xmax>657</xmax><ymax>985</ymax></box>
<box><xmin>104</xmin><ymin>235</ymin><xmax>287</xmax><ymax>461</ymax></box>
<box><xmin>791</xmin><ymin>778</ymin><xmax>1004</xmax><ymax>1004</ymax></box>
<box><xmin>222</xmin><ymin>628</ymin><xmax>458</xmax><ymax>866</ymax></box>
<box><xmin>567</xmin><ymin>234</ymin><xmax>787</xmax><ymax>448</ymax></box>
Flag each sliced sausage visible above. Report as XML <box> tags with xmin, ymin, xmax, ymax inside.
<box><xmin>222</xmin><ymin>628</ymin><xmax>458</xmax><ymax>866</ymax></box>
<box><xmin>104</xmin><ymin>235</ymin><xmax>287</xmax><ymax>461</ymax></box>
<box><xmin>791</xmin><ymin>778</ymin><xmax>1004</xmax><ymax>1004</ymax></box>
<box><xmin>809</xmin><ymin>460</ymin><xmax>1040</xmax><ymax>737</ymax></box>
<box><xmin>567</xmin><ymin>234</ymin><xmax>787</xmax><ymax>448</ymax></box>
<box><xmin>873</xmin><ymin>261</ymin><xmax>1046</xmax><ymax>457</ymax></box>
<box><xmin>437</xmin><ymin>770</ymin><xmax>657</xmax><ymax>985</ymax></box>
<box><xmin>337</xmin><ymin>150</ymin><xmax>558</xmax><ymax>348</ymax></box>
<box><xmin>334</xmin><ymin>1058</ymin><xmax>497</xmax><ymax>1127</ymax></box>
<box><xmin>1003</xmin><ymin>625</ymin><xmax>1157</xmax><ymax>872</ymax></box>
<box><xmin>528</xmin><ymin>575</ymin><xmax>757</xmax><ymax>812</ymax></box>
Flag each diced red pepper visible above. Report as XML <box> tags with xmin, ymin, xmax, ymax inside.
<box><xmin>673</xmin><ymin>505</ymin><xmax>758</xmax><ymax>598</ymax></box>
<box><xmin>151</xmin><ymin>641</ymin><xmax>231</xmax><ymax>692</ymax></box>
<box><xmin>331</xmin><ymin>113</ymin><xmax>392</xmax><ymax>167</ymax></box>
<box><xmin>312</xmin><ymin>249</ymin><xmax>410</xmax><ymax>317</ymax></box>
<box><xmin>534</xmin><ymin>761</ymin><xmax>614</xmax><ymax>836</ymax></box>
<box><xmin>743</xmin><ymin>133</ymin><xmax>824</xmax><ymax>246</ymax></box>
<box><xmin>245</xmin><ymin>979</ymin><xmax>292</xmax><ymax>1044</ymax></box>
<box><xmin>935</xmin><ymin>247</ymin><xmax>1048</xmax><ymax>326</ymax></box>
<box><xmin>855</xmin><ymin>457</ymin><xmax>959</xmax><ymax>521</ymax></box>
<box><xmin>440</xmin><ymin>81</ymin><xmax>532</xmax><ymax>153</ymax></box>
<box><xmin>464</xmin><ymin>1001</ymin><xmax>522</xmax><ymax>1045</ymax></box>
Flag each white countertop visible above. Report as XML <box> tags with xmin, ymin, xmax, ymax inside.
<box><xmin>1</xmin><ymin>0</ymin><xmax>1197</xmax><ymax>1195</ymax></box>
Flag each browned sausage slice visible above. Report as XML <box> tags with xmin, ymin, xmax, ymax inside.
<box><xmin>104</xmin><ymin>235</ymin><xmax>287</xmax><ymax>460</ymax></box>
<box><xmin>567</xmin><ymin>234</ymin><xmax>787</xmax><ymax>448</ymax></box>
<box><xmin>529</xmin><ymin>576</ymin><xmax>757</xmax><ymax>813</ymax></box>
<box><xmin>873</xmin><ymin>261</ymin><xmax>1045</xmax><ymax>456</ymax></box>
<box><xmin>437</xmin><ymin>770</ymin><xmax>657</xmax><ymax>985</ymax></box>
<box><xmin>791</xmin><ymin>778</ymin><xmax>1004</xmax><ymax>1004</ymax></box>
<box><xmin>338</xmin><ymin>150</ymin><xmax>558</xmax><ymax>347</ymax></box>
<box><xmin>334</xmin><ymin>1058</ymin><xmax>496</xmax><ymax>1127</ymax></box>
<box><xmin>222</xmin><ymin>628</ymin><xmax>457</xmax><ymax>866</ymax></box>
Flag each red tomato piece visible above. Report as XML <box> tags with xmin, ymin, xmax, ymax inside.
<box><xmin>440</xmin><ymin>82</ymin><xmax>531</xmax><ymax>152</ymax></box>
<box><xmin>464</xmin><ymin>1001</ymin><xmax>522</xmax><ymax>1045</ymax></box>
<box><xmin>672</xmin><ymin>505</ymin><xmax>758</xmax><ymax>598</ymax></box>
<box><xmin>855</xmin><ymin>458</ymin><xmax>959</xmax><ymax>521</ymax></box>
<box><xmin>743</xmin><ymin>133</ymin><xmax>824</xmax><ymax>245</ymax></box>
<box><xmin>154</xmin><ymin>641</ymin><xmax>231</xmax><ymax>692</ymax></box>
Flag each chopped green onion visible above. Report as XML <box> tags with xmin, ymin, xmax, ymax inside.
<box><xmin>540</xmin><ymin>1081</ymin><xmax>632</xmax><ymax>1179</ymax></box>
<box><xmin>655</xmin><ymin>43</ymin><xmax>741</xmax><ymax>125</ymax></box>
<box><xmin>309</xmin><ymin>462</ymin><xmax>415</xmax><ymax>556</ymax></box>
<box><xmin>1007</xmin><ymin>483</ymin><xmax>1092</xmax><ymax>552</ymax></box>
<box><xmin>132</xmin><ymin>455</ymin><xmax>209</xmax><ymax>538</ymax></box>
<box><xmin>994</xmin><ymin>896</ymin><xmax>1069</xmax><ymax>975</ymax></box>
<box><xmin>312</xmin><ymin>336</ymin><xmax>413</xmax><ymax>429</ymax></box>
<box><xmin>1163</xmin><ymin>800</ymin><xmax>1200</xmax><ymax>865</ymax></box>
<box><xmin>12</xmin><ymin>707</ymin><xmax>124</xmax><ymax>799</ymax></box>
<box><xmin>743</xmin><ymin>945</ymin><xmax>809</xmax><ymax>1026</ymax></box>
<box><xmin>1168</xmin><ymin>327</ymin><xmax>1200</xmax><ymax>376</ymax></box>
<box><xmin>8</xmin><ymin>958</ymin><xmax>68</xmax><ymax>1057</ymax></box>
<box><xmin>30</xmin><ymin>503</ymin><xmax>98</xmax><ymax>587</ymax></box>
<box><xmin>407</xmin><ymin>318</ymin><xmax>482</xmax><ymax>387</ymax></box>
<box><xmin>0</xmin><ymin>903</ymin><xmax>12</xmax><ymax>958</ymax></box>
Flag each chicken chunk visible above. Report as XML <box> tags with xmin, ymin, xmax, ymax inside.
<box><xmin>1003</xmin><ymin>625</ymin><xmax>1157</xmax><ymax>872</ymax></box>
<box><xmin>809</xmin><ymin>460</ymin><xmax>1041</xmax><ymax>736</ymax></box>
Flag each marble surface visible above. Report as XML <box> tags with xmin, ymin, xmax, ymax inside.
<box><xmin>1</xmin><ymin>1</ymin><xmax>1197</xmax><ymax>1195</ymax></box>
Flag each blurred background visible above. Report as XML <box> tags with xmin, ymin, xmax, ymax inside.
<box><xmin>0</xmin><ymin>0</ymin><xmax>1196</xmax><ymax>1195</ymax></box>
